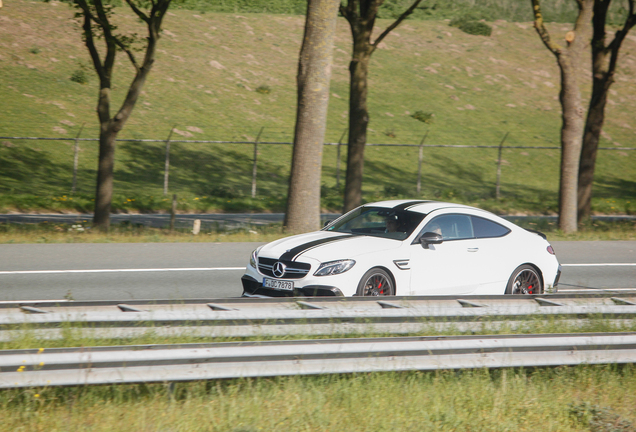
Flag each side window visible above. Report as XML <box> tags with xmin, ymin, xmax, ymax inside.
<box><xmin>421</xmin><ymin>215</ymin><xmax>474</xmax><ymax>240</ymax></box>
<box><xmin>471</xmin><ymin>216</ymin><xmax>511</xmax><ymax>238</ymax></box>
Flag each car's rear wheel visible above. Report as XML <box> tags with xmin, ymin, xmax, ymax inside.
<box><xmin>505</xmin><ymin>264</ymin><xmax>543</xmax><ymax>295</ymax></box>
<box><xmin>356</xmin><ymin>268</ymin><xmax>395</xmax><ymax>296</ymax></box>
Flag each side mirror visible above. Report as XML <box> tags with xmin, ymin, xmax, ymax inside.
<box><xmin>323</xmin><ymin>220</ymin><xmax>333</xmax><ymax>228</ymax></box>
<box><xmin>419</xmin><ymin>232</ymin><xmax>443</xmax><ymax>249</ymax></box>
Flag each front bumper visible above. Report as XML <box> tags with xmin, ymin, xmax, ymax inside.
<box><xmin>241</xmin><ymin>275</ymin><xmax>344</xmax><ymax>297</ymax></box>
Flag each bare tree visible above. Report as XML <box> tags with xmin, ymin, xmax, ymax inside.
<box><xmin>531</xmin><ymin>0</ymin><xmax>593</xmax><ymax>233</ymax></box>
<box><xmin>340</xmin><ymin>0</ymin><xmax>422</xmax><ymax>212</ymax></box>
<box><xmin>74</xmin><ymin>0</ymin><xmax>171</xmax><ymax>231</ymax></box>
<box><xmin>578</xmin><ymin>0</ymin><xmax>636</xmax><ymax>221</ymax></box>
<box><xmin>284</xmin><ymin>0</ymin><xmax>340</xmax><ymax>233</ymax></box>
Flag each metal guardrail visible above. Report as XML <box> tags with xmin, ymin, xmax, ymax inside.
<box><xmin>2</xmin><ymin>332</ymin><xmax>636</xmax><ymax>388</ymax></box>
<box><xmin>1</xmin><ymin>293</ymin><xmax>636</xmax><ymax>340</ymax></box>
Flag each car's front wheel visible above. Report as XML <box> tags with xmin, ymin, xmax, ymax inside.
<box><xmin>356</xmin><ymin>268</ymin><xmax>395</xmax><ymax>296</ymax></box>
<box><xmin>505</xmin><ymin>264</ymin><xmax>543</xmax><ymax>295</ymax></box>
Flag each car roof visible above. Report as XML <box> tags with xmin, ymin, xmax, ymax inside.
<box><xmin>365</xmin><ymin>200</ymin><xmax>478</xmax><ymax>215</ymax></box>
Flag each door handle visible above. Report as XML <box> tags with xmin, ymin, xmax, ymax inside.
<box><xmin>467</xmin><ymin>248</ymin><xmax>479</xmax><ymax>252</ymax></box>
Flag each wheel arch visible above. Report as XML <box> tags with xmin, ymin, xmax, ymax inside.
<box><xmin>358</xmin><ymin>265</ymin><xmax>397</xmax><ymax>296</ymax></box>
<box><xmin>506</xmin><ymin>262</ymin><xmax>545</xmax><ymax>294</ymax></box>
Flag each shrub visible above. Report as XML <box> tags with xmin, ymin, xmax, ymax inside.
<box><xmin>256</xmin><ymin>85</ymin><xmax>271</xmax><ymax>94</ymax></box>
<box><xmin>458</xmin><ymin>21</ymin><xmax>492</xmax><ymax>37</ymax></box>
<box><xmin>70</xmin><ymin>69</ymin><xmax>88</xmax><ymax>84</ymax></box>
<box><xmin>449</xmin><ymin>13</ymin><xmax>492</xmax><ymax>37</ymax></box>
<box><xmin>411</xmin><ymin>111</ymin><xmax>434</xmax><ymax>124</ymax></box>
<box><xmin>449</xmin><ymin>14</ymin><xmax>482</xmax><ymax>28</ymax></box>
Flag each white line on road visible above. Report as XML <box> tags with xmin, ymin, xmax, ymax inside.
<box><xmin>0</xmin><ymin>264</ymin><xmax>634</xmax><ymax>275</ymax></box>
<box><xmin>0</xmin><ymin>267</ymin><xmax>245</xmax><ymax>275</ymax></box>
<box><xmin>558</xmin><ymin>288</ymin><xmax>636</xmax><ymax>292</ymax></box>
<box><xmin>561</xmin><ymin>263</ymin><xmax>636</xmax><ymax>267</ymax></box>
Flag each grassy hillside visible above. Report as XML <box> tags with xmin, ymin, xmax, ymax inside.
<box><xmin>0</xmin><ymin>0</ymin><xmax>635</xmax><ymax>215</ymax></box>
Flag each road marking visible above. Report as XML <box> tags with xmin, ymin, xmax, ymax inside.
<box><xmin>0</xmin><ymin>267</ymin><xmax>245</xmax><ymax>275</ymax></box>
<box><xmin>0</xmin><ymin>264</ymin><xmax>633</xmax><ymax>275</ymax></box>
<box><xmin>558</xmin><ymin>288</ymin><xmax>636</xmax><ymax>292</ymax></box>
<box><xmin>561</xmin><ymin>263</ymin><xmax>636</xmax><ymax>267</ymax></box>
<box><xmin>0</xmin><ymin>299</ymin><xmax>71</xmax><ymax>304</ymax></box>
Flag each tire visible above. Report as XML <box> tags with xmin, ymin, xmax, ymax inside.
<box><xmin>505</xmin><ymin>264</ymin><xmax>543</xmax><ymax>295</ymax></box>
<box><xmin>356</xmin><ymin>268</ymin><xmax>395</xmax><ymax>296</ymax></box>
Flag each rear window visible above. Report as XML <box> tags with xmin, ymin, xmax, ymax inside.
<box><xmin>471</xmin><ymin>216</ymin><xmax>510</xmax><ymax>238</ymax></box>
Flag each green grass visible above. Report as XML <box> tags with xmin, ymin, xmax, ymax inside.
<box><xmin>1</xmin><ymin>314</ymin><xmax>635</xmax><ymax>431</ymax></box>
<box><xmin>0</xmin><ymin>363</ymin><xmax>635</xmax><ymax>431</ymax></box>
<box><xmin>1</xmin><ymin>0</ymin><xmax>635</xmax><ymax>216</ymax></box>
<box><xmin>0</xmin><ymin>217</ymin><xmax>633</xmax><ymax>244</ymax></box>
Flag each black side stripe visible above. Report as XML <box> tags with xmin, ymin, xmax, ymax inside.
<box><xmin>392</xmin><ymin>200</ymin><xmax>430</xmax><ymax>211</ymax></box>
<box><xmin>280</xmin><ymin>234</ymin><xmax>354</xmax><ymax>261</ymax></box>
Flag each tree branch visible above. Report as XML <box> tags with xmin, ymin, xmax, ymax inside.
<box><xmin>124</xmin><ymin>0</ymin><xmax>150</xmax><ymax>24</ymax></box>
<box><xmin>606</xmin><ymin>0</ymin><xmax>636</xmax><ymax>76</ymax></box>
<box><xmin>531</xmin><ymin>0</ymin><xmax>562</xmax><ymax>56</ymax></box>
<box><xmin>80</xmin><ymin>6</ymin><xmax>106</xmax><ymax>82</ymax></box>
<box><xmin>114</xmin><ymin>38</ymin><xmax>140</xmax><ymax>71</ymax></box>
<box><xmin>372</xmin><ymin>0</ymin><xmax>422</xmax><ymax>52</ymax></box>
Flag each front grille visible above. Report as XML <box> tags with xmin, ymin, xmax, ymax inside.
<box><xmin>258</xmin><ymin>257</ymin><xmax>311</xmax><ymax>279</ymax></box>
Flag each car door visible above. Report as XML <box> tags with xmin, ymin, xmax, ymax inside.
<box><xmin>409</xmin><ymin>214</ymin><xmax>485</xmax><ymax>295</ymax></box>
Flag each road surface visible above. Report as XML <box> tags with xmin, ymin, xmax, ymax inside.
<box><xmin>0</xmin><ymin>241</ymin><xmax>633</xmax><ymax>302</ymax></box>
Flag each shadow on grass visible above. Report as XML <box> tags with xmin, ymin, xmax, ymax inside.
<box><xmin>0</xmin><ymin>145</ymin><xmax>73</xmax><ymax>194</ymax></box>
<box><xmin>118</xmin><ymin>141</ymin><xmax>289</xmax><ymax>197</ymax></box>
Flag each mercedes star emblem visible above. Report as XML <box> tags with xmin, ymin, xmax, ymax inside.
<box><xmin>272</xmin><ymin>261</ymin><xmax>287</xmax><ymax>278</ymax></box>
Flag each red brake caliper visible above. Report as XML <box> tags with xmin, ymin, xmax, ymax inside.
<box><xmin>378</xmin><ymin>279</ymin><xmax>383</xmax><ymax>294</ymax></box>
<box><xmin>528</xmin><ymin>285</ymin><xmax>533</xmax><ymax>294</ymax></box>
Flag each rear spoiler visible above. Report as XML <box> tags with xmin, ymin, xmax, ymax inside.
<box><xmin>525</xmin><ymin>228</ymin><xmax>547</xmax><ymax>240</ymax></box>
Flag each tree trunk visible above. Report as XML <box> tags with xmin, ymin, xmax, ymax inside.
<box><xmin>577</xmin><ymin>0</ymin><xmax>636</xmax><ymax>221</ymax></box>
<box><xmin>93</xmin><ymin>124</ymin><xmax>117</xmax><ymax>230</ymax></box>
<box><xmin>340</xmin><ymin>0</ymin><xmax>422</xmax><ymax>212</ymax></box>
<box><xmin>531</xmin><ymin>0</ymin><xmax>592</xmax><ymax>233</ymax></box>
<box><xmin>284</xmin><ymin>0</ymin><xmax>339</xmax><ymax>234</ymax></box>
<box><xmin>578</xmin><ymin>77</ymin><xmax>608</xmax><ymax>221</ymax></box>
<box><xmin>78</xmin><ymin>0</ymin><xmax>170</xmax><ymax>231</ymax></box>
<box><xmin>556</xmin><ymin>57</ymin><xmax>586</xmax><ymax>233</ymax></box>
<box><xmin>343</xmin><ymin>51</ymin><xmax>370</xmax><ymax>212</ymax></box>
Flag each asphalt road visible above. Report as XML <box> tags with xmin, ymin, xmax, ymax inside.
<box><xmin>0</xmin><ymin>241</ymin><xmax>634</xmax><ymax>302</ymax></box>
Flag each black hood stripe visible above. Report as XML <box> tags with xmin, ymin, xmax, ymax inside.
<box><xmin>280</xmin><ymin>234</ymin><xmax>354</xmax><ymax>261</ymax></box>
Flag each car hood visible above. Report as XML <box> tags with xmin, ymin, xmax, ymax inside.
<box><xmin>259</xmin><ymin>230</ymin><xmax>403</xmax><ymax>263</ymax></box>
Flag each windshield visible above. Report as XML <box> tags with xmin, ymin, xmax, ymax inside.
<box><xmin>324</xmin><ymin>207</ymin><xmax>426</xmax><ymax>240</ymax></box>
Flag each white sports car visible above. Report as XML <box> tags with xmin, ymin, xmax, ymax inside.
<box><xmin>241</xmin><ymin>200</ymin><xmax>561</xmax><ymax>297</ymax></box>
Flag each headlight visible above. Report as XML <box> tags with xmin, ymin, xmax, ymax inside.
<box><xmin>249</xmin><ymin>248</ymin><xmax>260</xmax><ymax>268</ymax></box>
<box><xmin>314</xmin><ymin>259</ymin><xmax>356</xmax><ymax>276</ymax></box>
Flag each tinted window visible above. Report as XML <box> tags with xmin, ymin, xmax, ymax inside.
<box><xmin>471</xmin><ymin>216</ymin><xmax>510</xmax><ymax>238</ymax></box>
<box><xmin>325</xmin><ymin>206</ymin><xmax>425</xmax><ymax>240</ymax></box>
<box><xmin>421</xmin><ymin>214</ymin><xmax>474</xmax><ymax>240</ymax></box>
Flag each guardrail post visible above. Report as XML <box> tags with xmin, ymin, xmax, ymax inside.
<box><xmin>416</xmin><ymin>131</ymin><xmax>428</xmax><ymax>194</ymax></box>
<box><xmin>163</xmin><ymin>126</ymin><xmax>176</xmax><ymax>196</ymax></box>
<box><xmin>495</xmin><ymin>132</ymin><xmax>510</xmax><ymax>200</ymax></box>
<box><xmin>335</xmin><ymin>128</ymin><xmax>347</xmax><ymax>189</ymax></box>
<box><xmin>71</xmin><ymin>123</ymin><xmax>85</xmax><ymax>195</ymax></box>
<box><xmin>251</xmin><ymin>127</ymin><xmax>265</xmax><ymax>199</ymax></box>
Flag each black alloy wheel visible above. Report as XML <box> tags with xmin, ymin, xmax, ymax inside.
<box><xmin>505</xmin><ymin>264</ymin><xmax>543</xmax><ymax>295</ymax></box>
<box><xmin>357</xmin><ymin>268</ymin><xmax>395</xmax><ymax>296</ymax></box>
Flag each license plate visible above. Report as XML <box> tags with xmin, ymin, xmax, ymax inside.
<box><xmin>263</xmin><ymin>278</ymin><xmax>294</xmax><ymax>291</ymax></box>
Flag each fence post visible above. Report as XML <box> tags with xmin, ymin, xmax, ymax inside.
<box><xmin>416</xmin><ymin>131</ymin><xmax>429</xmax><ymax>194</ymax></box>
<box><xmin>71</xmin><ymin>123</ymin><xmax>85</xmax><ymax>195</ymax></box>
<box><xmin>163</xmin><ymin>126</ymin><xmax>176</xmax><ymax>196</ymax></box>
<box><xmin>335</xmin><ymin>128</ymin><xmax>347</xmax><ymax>189</ymax></box>
<box><xmin>170</xmin><ymin>194</ymin><xmax>177</xmax><ymax>233</ymax></box>
<box><xmin>495</xmin><ymin>132</ymin><xmax>510</xmax><ymax>200</ymax></box>
<box><xmin>251</xmin><ymin>127</ymin><xmax>265</xmax><ymax>199</ymax></box>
